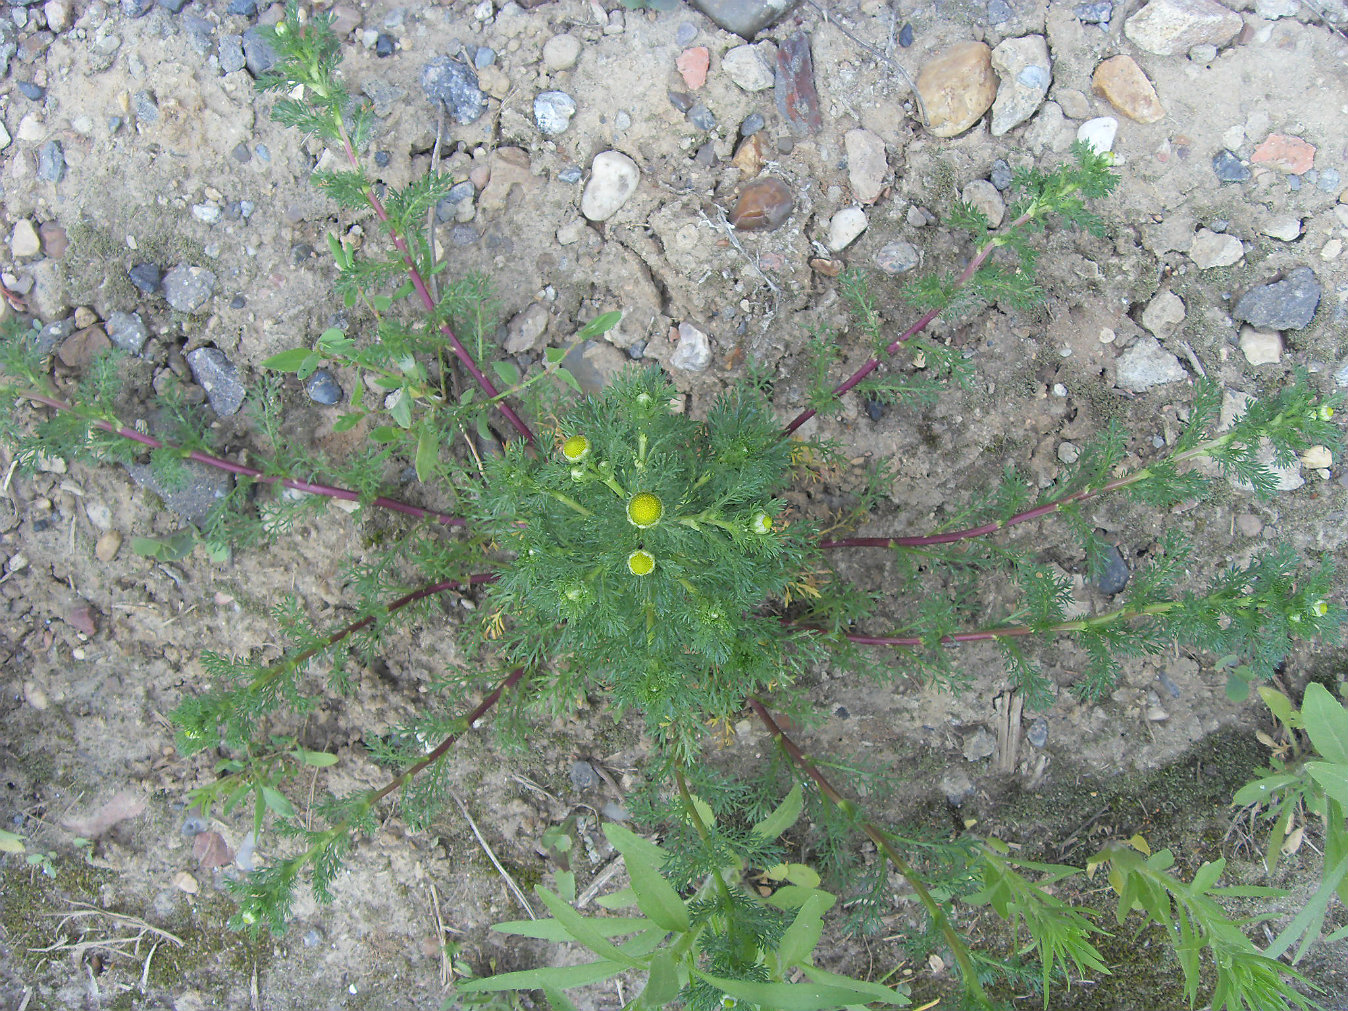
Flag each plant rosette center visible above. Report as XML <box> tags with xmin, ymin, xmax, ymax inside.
<box><xmin>627</xmin><ymin>492</ymin><xmax>663</xmax><ymax>528</ymax></box>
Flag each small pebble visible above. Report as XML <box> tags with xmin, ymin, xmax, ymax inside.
<box><xmin>740</xmin><ymin>111</ymin><xmax>765</xmax><ymax>136</ymax></box>
<box><xmin>304</xmin><ymin>369</ymin><xmax>343</xmax><ymax>406</ymax></box>
<box><xmin>569</xmin><ymin>760</ymin><xmax>598</xmax><ymax>790</ymax></box>
<box><xmin>898</xmin><ymin>23</ymin><xmax>914</xmax><ymax>46</ymax></box>
<box><xmin>95</xmin><ymin>531</ymin><xmax>122</xmax><ymax>563</ymax></box>
<box><xmin>865</xmin><ymin>398</ymin><xmax>886</xmax><ymax>421</ymax></box>
<box><xmin>37</xmin><ymin>140</ymin><xmax>65</xmax><ymax>183</ymax></box>
<box><xmin>373</xmin><ymin>149</ymin><xmax>390</xmax><ymax>167</ymax></box>
<box><xmin>675</xmin><ymin>21</ymin><xmax>697</xmax><ymax>46</ymax></box>
<box><xmin>874</xmin><ymin>240</ymin><xmax>920</xmax><ymax>275</ymax></box>
<box><xmin>990</xmin><ymin>158</ymin><xmax>1013</xmax><ymax>191</ymax></box>
<box><xmin>557</xmin><ymin>165</ymin><xmax>582</xmax><ymax>184</ymax></box>
<box><xmin>106</xmin><ymin>311</ymin><xmax>149</xmax><ymax>354</ymax></box>
<box><xmin>128</xmin><ymin>263</ymin><xmax>163</xmax><ymax>295</ymax></box>
<box><xmin>375</xmin><ymin>33</ymin><xmax>395</xmax><ymax>57</ymax></box>
<box><xmin>730</xmin><ymin>177</ymin><xmax>794</xmax><ymax>231</ymax></box>
<box><xmin>686</xmin><ymin>103</ymin><xmax>716</xmax><ymax>132</ymax></box>
<box><xmin>1095</xmin><ymin>543</ymin><xmax>1129</xmax><ymax>595</ymax></box>
<box><xmin>230</xmin><ymin>141</ymin><xmax>251</xmax><ymax>163</ymax></box>
<box><xmin>1212</xmin><ymin>149</ymin><xmax>1250</xmax><ymax>183</ymax></box>
<box><xmin>1026</xmin><ymin>717</ymin><xmax>1049</xmax><ymax>748</ymax></box>
<box><xmin>17</xmin><ymin>81</ymin><xmax>46</xmax><ymax>101</ymax></box>
<box><xmin>534</xmin><ymin>91</ymin><xmax>577</xmax><ymax>136</ymax></box>
<box><xmin>474</xmin><ymin>46</ymin><xmax>495</xmax><ymax>69</ymax></box>
<box><xmin>226</xmin><ymin>0</ymin><xmax>256</xmax><ymax>14</ymax></box>
<box><xmin>1075</xmin><ymin>0</ymin><xmax>1111</xmax><ymax>22</ymax></box>
<box><xmin>181</xmin><ymin>815</ymin><xmax>209</xmax><ymax>836</ymax></box>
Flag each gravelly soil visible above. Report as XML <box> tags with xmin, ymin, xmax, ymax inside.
<box><xmin>2</xmin><ymin>0</ymin><xmax>1348</xmax><ymax>1007</ymax></box>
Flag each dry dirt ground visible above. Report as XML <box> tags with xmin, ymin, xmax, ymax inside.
<box><xmin>2</xmin><ymin>0</ymin><xmax>1348</xmax><ymax>1007</ymax></box>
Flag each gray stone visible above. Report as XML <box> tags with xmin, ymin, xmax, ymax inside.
<box><xmin>37</xmin><ymin>140</ymin><xmax>65</xmax><ymax>183</ymax></box>
<box><xmin>686</xmin><ymin>104</ymin><xmax>716</xmax><ymax>131</ymax></box>
<box><xmin>533</xmin><ymin>91</ymin><xmax>577</xmax><ymax>137</ymax></box>
<box><xmin>362</xmin><ymin>79</ymin><xmax>407</xmax><ymax>118</ymax></box>
<box><xmin>504</xmin><ymin>303</ymin><xmax>549</xmax><ymax>354</ymax></box>
<box><xmin>844</xmin><ymin>128</ymin><xmax>887</xmax><ymax>204</ymax></box>
<box><xmin>990</xmin><ymin>158</ymin><xmax>1013</xmax><ymax>190</ymax></box>
<box><xmin>162</xmin><ymin>264</ymin><xmax>216</xmax><ymax>313</ymax></box>
<box><xmin>219</xmin><ymin>34</ymin><xmax>246</xmax><ymax>73</ymax></box>
<box><xmin>1116</xmin><ymin>336</ymin><xmax>1187</xmax><ymax>391</ymax></box>
<box><xmin>568</xmin><ymin>760</ymin><xmax>598</xmax><ymax>790</ymax></box>
<box><xmin>1075</xmin><ymin>1</ymin><xmax>1112</xmax><ymax>22</ymax></box>
<box><xmin>421</xmin><ymin>56</ymin><xmax>486</xmax><ymax>125</ymax></box>
<box><xmin>133</xmin><ymin>90</ymin><xmax>158</xmax><ymax>123</ymax></box>
<box><xmin>1095</xmin><ymin>543</ymin><xmax>1129</xmax><ymax>594</ymax></box>
<box><xmin>541</xmin><ymin>34</ymin><xmax>581</xmax><ymax>73</ymax></box>
<box><xmin>126</xmin><ymin>460</ymin><xmax>232</xmax><ymax>524</ymax></box>
<box><xmin>1232</xmin><ymin>267</ymin><xmax>1321</xmax><ymax>330</ymax></box>
<box><xmin>687</xmin><ymin>0</ymin><xmax>803</xmax><ymax>40</ymax></box>
<box><xmin>826</xmin><ymin>206</ymin><xmax>868</xmax><ymax>251</ymax></box>
<box><xmin>121</xmin><ymin>0</ymin><xmax>154</xmax><ymax>15</ymax></box>
<box><xmin>562</xmin><ymin>341</ymin><xmax>627</xmax><ymax>394</ymax></box>
<box><xmin>37</xmin><ymin>317</ymin><xmax>76</xmax><ymax>354</ymax></box>
<box><xmin>1189</xmin><ymin>228</ymin><xmax>1243</xmax><ymax>269</ymax></box>
<box><xmin>242</xmin><ymin>27</ymin><xmax>277</xmax><ymax>76</ymax></box>
<box><xmin>1141</xmin><ymin>289</ymin><xmax>1185</xmax><ymax>336</ymax></box>
<box><xmin>1124</xmin><ymin>0</ymin><xmax>1242</xmax><ymax>56</ymax></box>
<box><xmin>940</xmin><ymin>768</ymin><xmax>974</xmax><ymax>805</ymax></box>
<box><xmin>186</xmin><ymin>347</ymin><xmax>246</xmax><ymax>416</ymax></box>
<box><xmin>105</xmin><ymin>311</ymin><xmax>149</xmax><ymax>354</ymax></box>
<box><xmin>670</xmin><ymin>322</ymin><xmax>712</xmax><ymax>372</ymax></box>
<box><xmin>1212</xmin><ymin>149</ymin><xmax>1250</xmax><ymax>182</ymax></box>
<box><xmin>1026</xmin><ymin>717</ymin><xmax>1048</xmax><ymax>747</ymax></box>
<box><xmin>304</xmin><ymin>369</ymin><xmax>343</xmax><ymax>405</ymax></box>
<box><xmin>961</xmin><ymin>179</ymin><xmax>1005</xmax><ymax>228</ymax></box>
<box><xmin>722</xmin><ymin>43</ymin><xmax>775</xmax><ymax>91</ymax></box>
<box><xmin>990</xmin><ymin>35</ymin><xmax>1051</xmax><ymax>136</ymax></box>
<box><xmin>874</xmin><ymin>240</ymin><xmax>921</xmax><ymax>275</ymax></box>
<box><xmin>0</xmin><ymin>22</ymin><xmax>17</xmax><ymax>80</ymax></box>
<box><xmin>961</xmin><ymin>727</ymin><xmax>996</xmax><ymax>762</ymax></box>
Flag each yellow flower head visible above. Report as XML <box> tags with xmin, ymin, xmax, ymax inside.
<box><xmin>627</xmin><ymin>549</ymin><xmax>655</xmax><ymax>576</ymax></box>
<box><xmin>561</xmin><ymin>434</ymin><xmax>591</xmax><ymax>463</ymax></box>
<box><xmin>627</xmin><ymin>492</ymin><xmax>663</xmax><ymax>528</ymax></box>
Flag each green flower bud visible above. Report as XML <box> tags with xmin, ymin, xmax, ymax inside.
<box><xmin>751</xmin><ymin>511</ymin><xmax>772</xmax><ymax>534</ymax></box>
<box><xmin>561</xmin><ymin>434</ymin><xmax>591</xmax><ymax>463</ymax></box>
<box><xmin>1312</xmin><ymin>599</ymin><xmax>1329</xmax><ymax>617</ymax></box>
<box><xmin>570</xmin><ymin>466</ymin><xmax>587</xmax><ymax>482</ymax></box>
<box><xmin>1318</xmin><ymin>404</ymin><xmax>1335</xmax><ymax>421</ymax></box>
<box><xmin>627</xmin><ymin>549</ymin><xmax>656</xmax><ymax>576</ymax></box>
<box><xmin>627</xmin><ymin>493</ymin><xmax>663</xmax><ymax>528</ymax></box>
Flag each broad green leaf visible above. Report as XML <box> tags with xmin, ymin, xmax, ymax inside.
<box><xmin>369</xmin><ymin>426</ymin><xmax>401</xmax><ymax>444</ymax></box>
<box><xmin>602</xmin><ymin>825</ymin><xmax>688</xmax><ymax>933</ymax></box>
<box><xmin>0</xmin><ymin>829</ymin><xmax>25</xmax><ymax>854</ymax></box>
<box><xmin>130</xmin><ymin>530</ymin><xmax>197</xmax><ymax>561</ymax></box>
<box><xmin>260</xmin><ymin>786</ymin><xmax>296</xmax><ymax>820</ymax></box>
<box><xmin>577</xmin><ymin>310</ymin><xmax>623</xmax><ymax>340</ymax></box>
<box><xmin>556</xmin><ymin>869</ymin><xmax>576</xmax><ymax>904</ymax></box>
<box><xmin>392</xmin><ymin>280</ymin><xmax>415</xmax><ymax>300</ymax></box>
<box><xmin>415</xmin><ymin>426</ymin><xmax>438</xmax><ymax>483</ymax></box>
<box><xmin>493</xmin><ymin>360</ymin><xmax>521</xmax><ymax>388</ymax></box>
<box><xmin>1302</xmin><ymin>683</ymin><xmax>1348</xmax><ymax>764</ymax></box>
<box><xmin>602</xmin><ymin>822</ymin><xmax>668</xmax><ymax>865</ymax></box>
<box><xmin>765</xmin><ymin>886</ymin><xmax>837</xmax><ymax>913</ymax></box>
<box><xmin>534</xmin><ymin>887</ymin><xmax>642</xmax><ymax>966</ymax></box>
<box><xmin>777</xmin><ymin>890</ymin><xmax>829</xmax><ymax>968</ymax></box>
<box><xmin>492</xmin><ymin>916</ymin><xmax>649</xmax><ymax>941</ymax></box>
<box><xmin>317</xmin><ymin>326</ymin><xmax>352</xmax><ymax>353</ymax></box>
<box><xmin>260</xmin><ymin>348</ymin><xmax>314</xmax><ymax>372</ymax></box>
<box><xmin>457</xmin><ymin>959</ymin><xmax>626</xmax><ymax>992</ymax></box>
<box><xmin>325</xmin><ymin>232</ymin><xmax>347</xmax><ymax>268</ymax></box>
<box><xmin>639</xmin><ymin>952</ymin><xmax>680</xmax><ymax>1008</ymax></box>
<box><xmin>799</xmin><ymin>965</ymin><xmax>910</xmax><ymax>1006</ymax></box>
<box><xmin>1232</xmin><ymin>773</ymin><xmax>1301</xmax><ymax>807</ymax></box>
<box><xmin>595</xmin><ymin>886</ymin><xmax>638</xmax><ymax>910</ymax></box>
<box><xmin>371</xmin><ymin>295</ymin><xmax>393</xmax><ymax>314</ymax></box>
<box><xmin>697</xmin><ymin>973</ymin><xmax>895</xmax><ymax>1011</ymax></box>
<box><xmin>556</xmin><ymin>367</ymin><xmax>582</xmax><ymax>394</ymax></box>
<box><xmin>290</xmin><ymin>749</ymin><xmax>338</xmax><ymax>767</ymax></box>
<box><xmin>544</xmin><ymin>346</ymin><xmax>567</xmax><ymax>365</ymax></box>
<box><xmin>753</xmin><ymin>783</ymin><xmax>803</xmax><ymax>840</ymax></box>
<box><xmin>1257</xmin><ymin>686</ymin><xmax>1299</xmax><ymax>731</ymax></box>
<box><xmin>766</xmin><ymin>862</ymin><xmax>821</xmax><ymax>889</ymax></box>
<box><xmin>1264</xmin><ymin>853</ymin><xmax>1348</xmax><ymax>962</ymax></box>
<box><xmin>1188</xmin><ymin>859</ymin><xmax>1225</xmax><ymax>896</ymax></box>
<box><xmin>388</xmin><ymin>388</ymin><xmax>413</xmax><ymax>429</ymax></box>
<box><xmin>1306</xmin><ymin>761</ymin><xmax>1348</xmax><ymax>805</ymax></box>
<box><xmin>296</xmin><ymin>352</ymin><xmax>322</xmax><ymax>380</ymax></box>
<box><xmin>332</xmin><ymin>412</ymin><xmax>364</xmax><ymax>433</ymax></box>
<box><xmin>542</xmin><ymin>986</ymin><xmax>580</xmax><ymax>1011</ymax></box>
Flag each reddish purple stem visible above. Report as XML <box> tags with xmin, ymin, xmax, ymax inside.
<box><xmin>21</xmin><ymin>390</ymin><xmax>467</xmax><ymax>527</ymax></box>
<box><xmin>344</xmin><ymin>137</ymin><xmax>537</xmax><ymax>447</ymax></box>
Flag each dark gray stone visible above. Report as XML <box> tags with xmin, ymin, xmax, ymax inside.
<box><xmin>375</xmin><ymin>33</ymin><xmax>395</xmax><ymax>57</ymax></box>
<box><xmin>667</xmin><ymin>90</ymin><xmax>694</xmax><ymax>114</ymax></box>
<box><xmin>557</xmin><ymin>165</ymin><xmax>582</xmax><ymax>184</ymax></box>
<box><xmin>186</xmin><ymin>347</ymin><xmax>246</xmax><ymax>416</ymax></box>
<box><xmin>864</xmin><ymin>398</ymin><xmax>886</xmax><ymax>421</ymax></box>
<box><xmin>473</xmin><ymin>45</ymin><xmax>495</xmax><ymax>68</ymax></box>
<box><xmin>361</xmin><ymin>78</ymin><xmax>406</xmax><ymax>118</ymax></box>
<box><xmin>182</xmin><ymin>14</ymin><xmax>214</xmax><ymax>53</ymax></box>
<box><xmin>304</xmin><ymin>369</ymin><xmax>343</xmax><ymax>406</ymax></box>
<box><xmin>16</xmin><ymin>81</ymin><xmax>45</xmax><ymax>101</ymax></box>
<box><xmin>1074</xmin><ymin>0</ymin><xmax>1111</xmax><ymax>21</ymax></box>
<box><xmin>898</xmin><ymin>22</ymin><xmax>913</xmax><ymax>46</ymax></box>
<box><xmin>990</xmin><ymin>158</ymin><xmax>1013</xmax><ymax>190</ymax></box>
<box><xmin>106</xmin><ymin>311</ymin><xmax>149</xmax><ymax>355</ymax></box>
<box><xmin>420</xmin><ymin>56</ymin><xmax>486</xmax><ymax>124</ymax></box>
<box><xmin>1026</xmin><ymin>717</ymin><xmax>1048</xmax><ymax>747</ymax></box>
<box><xmin>987</xmin><ymin>0</ymin><xmax>1013</xmax><ymax>23</ymax></box>
<box><xmin>450</xmin><ymin>225</ymin><xmax>479</xmax><ymax>246</ymax></box>
<box><xmin>1232</xmin><ymin>267</ymin><xmax>1321</xmax><ymax>331</ymax></box>
<box><xmin>37</xmin><ymin>140</ymin><xmax>65</xmax><ymax>183</ymax></box>
<box><xmin>740</xmin><ymin>111</ymin><xmax>765</xmax><ymax>136</ymax></box>
<box><xmin>37</xmin><ymin>318</ymin><xmax>76</xmax><ymax>354</ymax></box>
<box><xmin>219</xmin><ymin>34</ymin><xmax>246</xmax><ymax>73</ymax></box>
<box><xmin>126</xmin><ymin>459</ymin><xmax>233</xmax><ymax>524</ymax></box>
<box><xmin>162</xmin><ymin>264</ymin><xmax>216</xmax><ymax>313</ymax></box>
<box><xmin>686</xmin><ymin>103</ymin><xmax>716</xmax><ymax>131</ymax></box>
<box><xmin>230</xmin><ymin>141</ymin><xmax>251</xmax><ymax>163</ymax></box>
<box><xmin>129</xmin><ymin>263</ymin><xmax>162</xmax><ymax>294</ymax></box>
<box><xmin>373</xmin><ymin>149</ymin><xmax>390</xmax><ymax>167</ymax></box>
<box><xmin>242</xmin><ymin>27</ymin><xmax>277</xmax><ymax>76</ymax></box>
<box><xmin>1212</xmin><ymin>149</ymin><xmax>1250</xmax><ymax>183</ymax></box>
<box><xmin>133</xmin><ymin>90</ymin><xmax>158</xmax><ymax>123</ymax></box>
<box><xmin>158</xmin><ymin>0</ymin><xmax>189</xmax><ymax>12</ymax></box>
<box><xmin>568</xmin><ymin>760</ymin><xmax>598</xmax><ymax>790</ymax></box>
<box><xmin>687</xmin><ymin>0</ymin><xmax>803</xmax><ymax>40</ymax></box>
<box><xmin>121</xmin><ymin>0</ymin><xmax>155</xmax><ymax>16</ymax></box>
<box><xmin>227</xmin><ymin>0</ymin><xmax>256</xmax><ymax>14</ymax></box>
<box><xmin>1095</xmin><ymin>543</ymin><xmax>1129</xmax><ymax>595</ymax></box>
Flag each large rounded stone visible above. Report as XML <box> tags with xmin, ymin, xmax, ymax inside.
<box><xmin>917</xmin><ymin>42</ymin><xmax>997</xmax><ymax>138</ymax></box>
<box><xmin>580</xmin><ymin>151</ymin><xmax>640</xmax><ymax>222</ymax></box>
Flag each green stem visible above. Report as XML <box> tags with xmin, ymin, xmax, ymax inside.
<box><xmin>746</xmin><ymin>697</ymin><xmax>992</xmax><ymax>1008</ymax></box>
